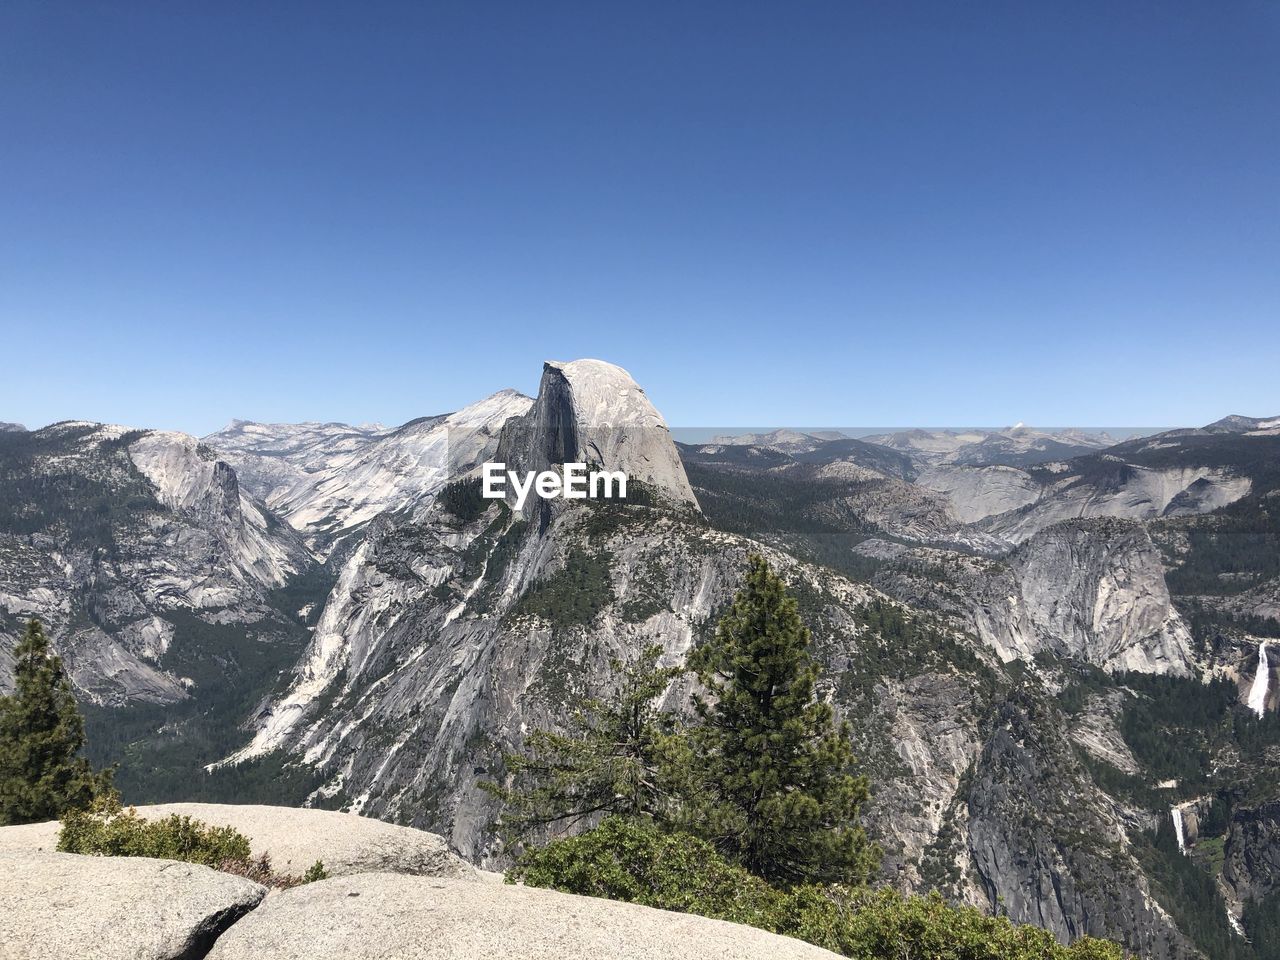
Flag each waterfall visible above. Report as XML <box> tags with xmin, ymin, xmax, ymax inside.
<box><xmin>1172</xmin><ymin>806</ymin><xmax>1186</xmax><ymax>854</ymax></box>
<box><xmin>1227</xmin><ymin>908</ymin><xmax>1246</xmax><ymax>938</ymax></box>
<box><xmin>1247</xmin><ymin>639</ymin><xmax>1270</xmax><ymax>718</ymax></box>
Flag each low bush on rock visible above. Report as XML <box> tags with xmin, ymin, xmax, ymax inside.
<box><xmin>782</xmin><ymin>885</ymin><xmax>1133</xmax><ymax>960</ymax></box>
<box><xmin>58</xmin><ymin>795</ymin><xmax>328</xmax><ymax>888</ymax></box>
<box><xmin>512</xmin><ymin>818</ymin><xmax>1133</xmax><ymax>960</ymax></box>
<box><xmin>59</xmin><ymin>795</ymin><xmax>251</xmax><ymax>865</ymax></box>
<box><xmin>216</xmin><ymin>851</ymin><xmax>330</xmax><ymax>889</ymax></box>
<box><xmin>510</xmin><ymin>817</ymin><xmax>788</xmax><ymax>928</ymax></box>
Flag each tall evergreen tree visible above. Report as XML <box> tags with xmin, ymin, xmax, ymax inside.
<box><xmin>484</xmin><ymin>644</ymin><xmax>690</xmax><ymax>847</ymax></box>
<box><xmin>690</xmin><ymin>554</ymin><xmax>878</xmax><ymax>886</ymax></box>
<box><xmin>0</xmin><ymin>619</ymin><xmax>111</xmax><ymax>825</ymax></box>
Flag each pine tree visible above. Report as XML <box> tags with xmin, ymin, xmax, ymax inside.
<box><xmin>690</xmin><ymin>554</ymin><xmax>879</xmax><ymax>886</ymax></box>
<box><xmin>484</xmin><ymin>644</ymin><xmax>691</xmax><ymax>847</ymax></box>
<box><xmin>0</xmin><ymin>619</ymin><xmax>111</xmax><ymax>825</ymax></box>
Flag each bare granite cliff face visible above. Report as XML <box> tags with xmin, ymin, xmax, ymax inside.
<box><xmin>1004</xmin><ymin>519</ymin><xmax>1194</xmax><ymax>673</ymax></box>
<box><xmin>869</xmin><ymin>518</ymin><xmax>1194</xmax><ymax>675</ymax></box>
<box><xmin>243</xmin><ymin>391</ymin><xmax>533</xmax><ymax>555</ymax></box>
<box><xmin>202</xmin><ymin>420</ymin><xmax>389</xmax><ymax>506</ymax></box>
<box><xmin>1223</xmin><ymin>800</ymin><xmax>1280</xmax><ymax>906</ymax></box>
<box><xmin>965</xmin><ymin>693</ymin><xmax>1194</xmax><ymax>958</ymax></box>
<box><xmin>966</xmin><ymin>438</ymin><xmax>1256</xmax><ymax>545</ymax></box>
<box><xmin>0</xmin><ymin>423</ymin><xmax>311</xmax><ymax>704</ymax></box>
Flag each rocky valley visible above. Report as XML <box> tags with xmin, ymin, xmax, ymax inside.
<box><xmin>2</xmin><ymin>361</ymin><xmax>1277</xmax><ymax>960</ymax></box>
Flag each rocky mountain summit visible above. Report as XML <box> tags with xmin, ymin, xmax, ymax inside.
<box><xmin>496</xmin><ymin>360</ymin><xmax>698</xmax><ymax>510</ymax></box>
<box><xmin>208</xmin><ymin>392</ymin><xmax>533</xmax><ymax>555</ymax></box>
<box><xmin>1177</xmin><ymin>414</ymin><xmax>1280</xmax><ymax>438</ymax></box>
<box><xmin>201</xmin><ymin>420</ymin><xmax>388</xmax><ymax>507</ymax></box>
<box><xmin>3</xmin><ymin>365</ymin><xmax>1279</xmax><ymax>959</ymax></box>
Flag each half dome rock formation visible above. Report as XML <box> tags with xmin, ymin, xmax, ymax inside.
<box><xmin>497</xmin><ymin>359</ymin><xmax>699</xmax><ymax>511</ymax></box>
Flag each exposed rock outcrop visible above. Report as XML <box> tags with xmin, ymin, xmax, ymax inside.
<box><xmin>204</xmin><ymin>873</ymin><xmax>842</xmax><ymax>960</ymax></box>
<box><xmin>1068</xmin><ymin>690</ymin><xmax>1140</xmax><ymax>775</ymax></box>
<box><xmin>873</xmin><ymin>519</ymin><xmax>1194</xmax><ymax>674</ymax></box>
<box><xmin>966</xmin><ymin>694</ymin><xmax>1194</xmax><ymax>958</ymax></box>
<box><xmin>915</xmin><ymin>463</ymin><xmax>1043</xmax><ymax>524</ymax></box>
<box><xmin>0</xmin><ymin>803</ymin><xmax>475</xmax><ymax>881</ymax></box>
<box><xmin>496</xmin><ymin>359</ymin><xmax>699</xmax><ymax>511</ymax></box>
<box><xmin>0</xmin><ymin>851</ymin><xmax>264</xmax><ymax>960</ymax></box>
<box><xmin>1223</xmin><ymin>800</ymin><xmax>1280</xmax><ymax>904</ymax></box>
<box><xmin>141</xmin><ymin>803</ymin><xmax>475</xmax><ymax>879</ymax></box>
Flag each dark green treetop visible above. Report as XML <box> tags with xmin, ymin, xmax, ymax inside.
<box><xmin>0</xmin><ymin>618</ymin><xmax>112</xmax><ymax>825</ymax></box>
<box><xmin>690</xmin><ymin>554</ymin><xmax>879</xmax><ymax>886</ymax></box>
<box><xmin>484</xmin><ymin>643</ymin><xmax>690</xmax><ymax>848</ymax></box>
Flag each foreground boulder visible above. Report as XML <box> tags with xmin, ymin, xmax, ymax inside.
<box><xmin>0</xmin><ymin>819</ymin><xmax>58</xmax><ymax>854</ymax></box>
<box><xmin>136</xmin><ymin>803</ymin><xmax>476</xmax><ymax>880</ymax></box>
<box><xmin>0</xmin><ymin>851</ymin><xmax>264</xmax><ymax>960</ymax></box>
<box><xmin>0</xmin><ymin>802</ymin><xmax>474</xmax><ymax>880</ymax></box>
<box><xmin>206</xmin><ymin>873</ymin><xmax>842</xmax><ymax>959</ymax></box>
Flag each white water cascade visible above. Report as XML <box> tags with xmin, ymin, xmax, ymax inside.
<box><xmin>1247</xmin><ymin>639</ymin><xmax>1271</xmax><ymax>718</ymax></box>
<box><xmin>1226</xmin><ymin>908</ymin><xmax>1246</xmax><ymax>938</ymax></box>
<box><xmin>1172</xmin><ymin>806</ymin><xmax>1187</xmax><ymax>854</ymax></box>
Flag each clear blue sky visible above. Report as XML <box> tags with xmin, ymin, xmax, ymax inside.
<box><xmin>2</xmin><ymin>1</ymin><xmax>1277</xmax><ymax>435</ymax></box>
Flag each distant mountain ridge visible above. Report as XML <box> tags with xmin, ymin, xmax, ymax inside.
<box><xmin>860</xmin><ymin>424</ymin><xmax>1117</xmax><ymax>468</ymax></box>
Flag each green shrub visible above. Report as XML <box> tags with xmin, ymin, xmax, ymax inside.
<box><xmin>302</xmin><ymin>859</ymin><xmax>330</xmax><ymax>883</ymax></box>
<box><xmin>512</xmin><ymin>818</ymin><xmax>1133</xmax><ymax>960</ymax></box>
<box><xmin>58</xmin><ymin>795</ymin><xmax>328</xmax><ymax>888</ymax></box>
<box><xmin>59</xmin><ymin>795</ymin><xmax>250</xmax><ymax>866</ymax></box>
<box><xmin>784</xmin><ymin>886</ymin><xmax>1131</xmax><ymax>960</ymax></box>
<box><xmin>510</xmin><ymin>817</ymin><xmax>788</xmax><ymax>928</ymax></box>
